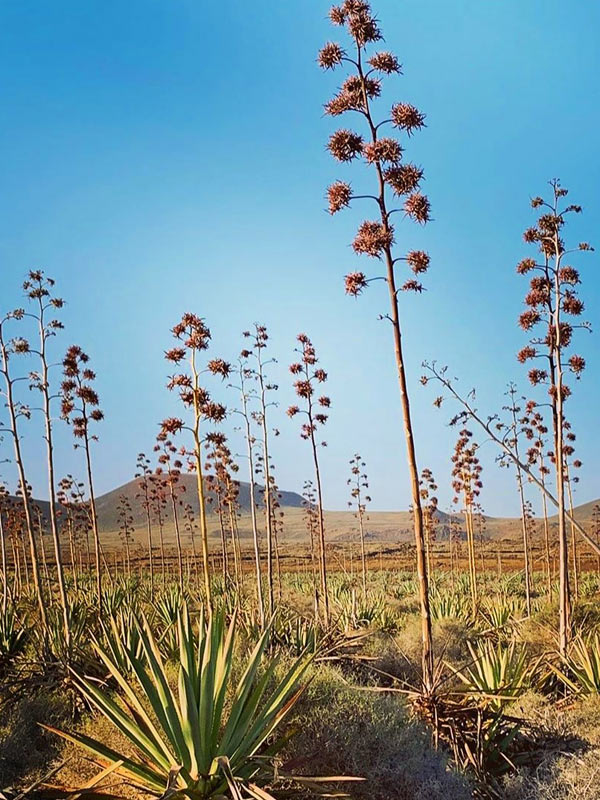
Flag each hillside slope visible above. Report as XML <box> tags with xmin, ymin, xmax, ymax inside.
<box><xmin>5</xmin><ymin>480</ymin><xmax>598</xmax><ymax>544</ymax></box>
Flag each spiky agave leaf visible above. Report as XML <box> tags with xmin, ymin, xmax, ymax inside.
<box><xmin>449</xmin><ymin>639</ymin><xmax>533</xmax><ymax>710</ymax></box>
<box><xmin>50</xmin><ymin>603</ymin><xmax>313</xmax><ymax>798</ymax></box>
<box><xmin>552</xmin><ymin>632</ymin><xmax>600</xmax><ymax>694</ymax></box>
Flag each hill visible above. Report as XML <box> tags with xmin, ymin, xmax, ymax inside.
<box><xmin>5</xmin><ymin>479</ymin><xmax>599</xmax><ymax>546</ymax></box>
<box><xmin>93</xmin><ymin>476</ymin><xmax>303</xmax><ymax>532</ymax></box>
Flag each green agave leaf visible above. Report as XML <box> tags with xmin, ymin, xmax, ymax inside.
<box><xmin>70</xmin><ymin>672</ymin><xmax>173</xmax><ymax>774</ymax></box>
<box><xmin>86</xmin><ymin>637</ymin><xmax>174</xmax><ymax>769</ymax></box>
<box><xmin>42</xmin><ymin>724</ymin><xmax>165</xmax><ymax>791</ymax></box>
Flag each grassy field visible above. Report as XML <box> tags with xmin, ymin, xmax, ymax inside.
<box><xmin>3</xmin><ymin>561</ymin><xmax>600</xmax><ymax>799</ymax></box>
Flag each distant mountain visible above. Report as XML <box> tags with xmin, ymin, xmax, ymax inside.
<box><xmin>5</xmin><ymin>477</ymin><xmax>303</xmax><ymax>534</ymax></box>
<box><xmin>5</xmin><ymin>480</ymin><xmax>599</xmax><ymax>543</ymax></box>
<box><xmin>92</xmin><ymin>475</ymin><xmax>303</xmax><ymax>532</ymax></box>
<box><xmin>549</xmin><ymin>498</ymin><xmax>599</xmax><ymax>522</ymax></box>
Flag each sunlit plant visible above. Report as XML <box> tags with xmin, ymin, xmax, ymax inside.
<box><xmin>516</xmin><ymin>180</ymin><xmax>592</xmax><ymax>652</ymax></box>
<box><xmin>287</xmin><ymin>334</ymin><xmax>331</xmax><ymax>625</ymax></box>
<box><xmin>61</xmin><ymin>344</ymin><xmax>105</xmax><ymax>612</ymax></box>
<box><xmin>347</xmin><ymin>453</ymin><xmax>371</xmax><ymax>596</ymax></box>
<box><xmin>0</xmin><ymin>308</ymin><xmax>47</xmax><ymax>629</ymax></box>
<box><xmin>49</xmin><ymin>605</ymin><xmax>313</xmax><ymax>799</ymax></box>
<box><xmin>161</xmin><ymin>313</ymin><xmax>229</xmax><ymax>608</ymax></box>
<box><xmin>451</xmin><ymin>428</ymin><xmax>482</xmax><ymax>616</ymax></box>
<box><xmin>318</xmin><ymin>0</ymin><xmax>435</xmax><ymax>686</ymax></box>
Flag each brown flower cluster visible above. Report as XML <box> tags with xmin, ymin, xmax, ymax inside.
<box><xmin>451</xmin><ymin>429</ymin><xmax>483</xmax><ymax>507</ymax></box>
<box><xmin>419</xmin><ymin>467</ymin><xmax>439</xmax><ymax>520</ymax></box>
<box><xmin>406</xmin><ymin>250</ymin><xmax>430</xmax><ymax>274</ymax></box>
<box><xmin>11</xmin><ymin>337</ymin><xmax>30</xmax><ymax>354</ymax></box>
<box><xmin>164</xmin><ymin>313</ymin><xmax>227</xmax><ymax>432</ymax></box>
<box><xmin>328</xmin><ymin>1</ymin><xmax>382</xmax><ymax>46</ymax></box>
<box><xmin>328</xmin><ymin>129</ymin><xmax>364</xmax><ymax>162</ymax></box>
<box><xmin>403</xmin><ymin>192</ymin><xmax>431</xmax><ymax>224</ymax></box>
<box><xmin>402</xmin><ymin>279</ymin><xmax>424</xmax><ymax>293</ymax></box>
<box><xmin>362</xmin><ymin>137</ymin><xmax>403</xmax><ymax>165</ymax></box>
<box><xmin>319</xmin><ymin>1</ymin><xmax>432</xmax><ymax>297</ymax></box>
<box><xmin>347</xmin><ymin>454</ymin><xmax>372</xmax><ymax>521</ymax></box>
<box><xmin>23</xmin><ymin>271</ymin><xmax>65</xmax><ymax>329</ymax></box>
<box><xmin>522</xmin><ymin>406</ymin><xmax>550</xmax><ymax>471</ymax></box>
<box><xmin>61</xmin><ymin>345</ymin><xmax>103</xmax><ymax>438</ymax></box>
<box><xmin>352</xmin><ymin>220</ymin><xmax>393</xmax><ymax>256</ymax></box>
<box><xmin>384</xmin><ymin>164</ymin><xmax>423</xmax><ymax>196</ymax></box>
<box><xmin>327</xmin><ymin>180</ymin><xmax>352</xmax><ymax>214</ymax></box>
<box><xmin>318</xmin><ymin>41</ymin><xmax>345</xmax><ymax>69</ymax></box>
<box><xmin>368</xmin><ymin>51</ymin><xmax>401</xmax><ymax>74</ymax></box>
<box><xmin>288</xmin><ymin>334</ymin><xmax>331</xmax><ymax>441</ymax></box>
<box><xmin>344</xmin><ymin>271</ymin><xmax>368</xmax><ymax>296</ymax></box>
<box><xmin>325</xmin><ymin>74</ymin><xmax>381</xmax><ymax>117</ymax></box>
<box><xmin>207</xmin><ymin>358</ymin><xmax>231</xmax><ymax>378</ymax></box>
<box><xmin>391</xmin><ymin>103</ymin><xmax>426</xmax><ymax>135</ymax></box>
<box><xmin>172</xmin><ymin>312</ymin><xmax>211</xmax><ymax>351</ymax></box>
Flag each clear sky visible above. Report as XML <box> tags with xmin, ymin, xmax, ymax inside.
<box><xmin>1</xmin><ymin>0</ymin><xmax>599</xmax><ymax>516</ymax></box>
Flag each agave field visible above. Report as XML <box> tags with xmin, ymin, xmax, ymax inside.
<box><xmin>1</xmin><ymin>1</ymin><xmax>600</xmax><ymax>799</ymax></box>
<box><xmin>4</xmin><ymin>565</ymin><xmax>600</xmax><ymax>799</ymax></box>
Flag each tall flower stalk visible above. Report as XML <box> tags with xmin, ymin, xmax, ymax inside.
<box><xmin>230</xmin><ymin>352</ymin><xmax>265</xmax><ymax>627</ymax></box>
<box><xmin>117</xmin><ymin>494</ymin><xmax>134</xmax><ymax>576</ymax></box>
<box><xmin>205</xmin><ymin>433</ymin><xmax>241</xmax><ymax>588</ymax></box>
<box><xmin>135</xmin><ymin>453</ymin><xmax>155</xmax><ymax>599</ymax></box>
<box><xmin>288</xmin><ymin>334</ymin><xmax>331</xmax><ymax>625</ymax></box>
<box><xmin>266</xmin><ymin>475</ymin><xmax>284</xmax><ymax>602</ymax></box>
<box><xmin>592</xmin><ymin>503</ymin><xmax>600</xmax><ymax>574</ymax></box>
<box><xmin>562</xmin><ymin>427</ymin><xmax>582</xmax><ymax>600</ymax></box>
<box><xmin>302</xmin><ymin>479</ymin><xmax>319</xmax><ymax>596</ymax></box>
<box><xmin>24</xmin><ymin>271</ymin><xmax>70</xmax><ymax>648</ymax></box>
<box><xmin>347</xmin><ymin>453</ymin><xmax>371</xmax><ymax>596</ymax></box>
<box><xmin>161</xmin><ymin>314</ymin><xmax>228</xmax><ymax>608</ymax></box>
<box><xmin>0</xmin><ymin>485</ymin><xmax>10</xmax><ymax>613</ymax></box>
<box><xmin>182</xmin><ymin>501</ymin><xmax>199</xmax><ymax>573</ymax></box>
<box><xmin>57</xmin><ymin>474</ymin><xmax>87</xmax><ymax>590</ymax></box>
<box><xmin>523</xmin><ymin>403</ymin><xmax>553</xmax><ymax>597</ymax></box>
<box><xmin>243</xmin><ymin>325</ymin><xmax>277</xmax><ymax>619</ymax></box>
<box><xmin>419</xmin><ymin>468</ymin><xmax>438</xmax><ymax>581</ymax></box>
<box><xmin>149</xmin><ymin>472</ymin><xmax>167</xmax><ymax>585</ymax></box>
<box><xmin>516</xmin><ymin>180</ymin><xmax>592</xmax><ymax>652</ymax></box>
<box><xmin>451</xmin><ymin>429</ymin><xmax>482</xmax><ymax>617</ymax></box>
<box><xmin>0</xmin><ymin>309</ymin><xmax>47</xmax><ymax>629</ymax></box>
<box><xmin>61</xmin><ymin>345</ymin><xmax>105</xmax><ymax>612</ymax></box>
<box><xmin>501</xmin><ymin>384</ymin><xmax>532</xmax><ymax>616</ymax></box>
<box><xmin>318</xmin><ymin>0</ymin><xmax>434</xmax><ymax>685</ymax></box>
<box><xmin>155</xmin><ymin>434</ymin><xmax>186</xmax><ymax>591</ymax></box>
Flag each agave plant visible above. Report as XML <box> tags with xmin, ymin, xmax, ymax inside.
<box><xmin>332</xmin><ymin>587</ymin><xmax>384</xmax><ymax>631</ymax></box>
<box><xmin>43</xmin><ymin>600</ymin><xmax>92</xmax><ymax>665</ymax></box>
<box><xmin>99</xmin><ymin>609</ymin><xmax>144</xmax><ymax>675</ymax></box>
<box><xmin>454</xmin><ymin>573</ymin><xmax>472</xmax><ymax>597</ymax></box>
<box><xmin>451</xmin><ymin>639</ymin><xmax>532</xmax><ymax>710</ymax></box>
<box><xmin>552</xmin><ymin>633</ymin><xmax>600</xmax><ymax>694</ymax></box>
<box><xmin>448</xmin><ymin>706</ymin><xmax>524</xmax><ymax>791</ymax></box>
<box><xmin>273</xmin><ymin>612</ymin><xmax>319</xmax><ymax>657</ymax></box>
<box><xmin>48</xmin><ymin>605</ymin><xmax>314</xmax><ymax>798</ymax></box>
<box><xmin>0</xmin><ymin>603</ymin><xmax>27</xmax><ymax>661</ymax></box>
<box><xmin>155</xmin><ymin>586</ymin><xmax>184</xmax><ymax>629</ymax></box>
<box><xmin>391</xmin><ymin>579</ymin><xmax>418</xmax><ymax>600</ymax></box>
<box><xmin>101</xmin><ymin>584</ymin><xmax>129</xmax><ymax>616</ymax></box>
<box><xmin>498</xmin><ymin>573</ymin><xmax>527</xmax><ymax>598</ymax></box>
<box><xmin>578</xmin><ymin>573</ymin><xmax>600</xmax><ymax>599</ymax></box>
<box><xmin>377</xmin><ymin>607</ymin><xmax>401</xmax><ymax>634</ymax></box>
<box><xmin>480</xmin><ymin>596</ymin><xmax>525</xmax><ymax>631</ymax></box>
<box><xmin>430</xmin><ymin>592</ymin><xmax>471</xmax><ymax>622</ymax></box>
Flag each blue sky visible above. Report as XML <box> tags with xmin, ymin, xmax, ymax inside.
<box><xmin>1</xmin><ymin>0</ymin><xmax>599</xmax><ymax>516</ymax></box>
